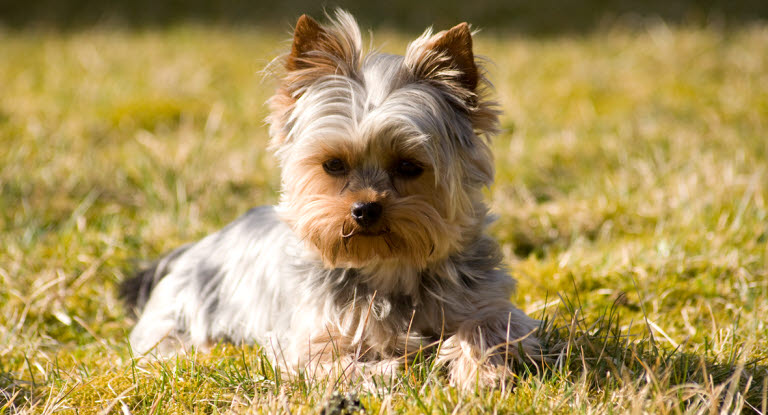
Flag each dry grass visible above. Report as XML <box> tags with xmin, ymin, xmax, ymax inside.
<box><xmin>1</xmin><ymin>22</ymin><xmax>767</xmax><ymax>413</ymax></box>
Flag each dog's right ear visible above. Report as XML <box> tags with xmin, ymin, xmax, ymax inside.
<box><xmin>283</xmin><ymin>13</ymin><xmax>361</xmax><ymax>77</ymax></box>
<box><xmin>269</xmin><ymin>11</ymin><xmax>363</xmax><ymax>149</ymax></box>
<box><xmin>286</xmin><ymin>15</ymin><xmax>327</xmax><ymax>72</ymax></box>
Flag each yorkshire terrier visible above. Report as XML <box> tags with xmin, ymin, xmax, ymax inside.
<box><xmin>122</xmin><ymin>10</ymin><xmax>541</xmax><ymax>389</ymax></box>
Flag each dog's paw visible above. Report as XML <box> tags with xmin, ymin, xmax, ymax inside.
<box><xmin>438</xmin><ymin>308</ymin><xmax>542</xmax><ymax>390</ymax></box>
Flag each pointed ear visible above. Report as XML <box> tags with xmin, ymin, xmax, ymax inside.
<box><xmin>286</xmin><ymin>14</ymin><xmax>327</xmax><ymax>71</ymax></box>
<box><xmin>283</xmin><ymin>13</ymin><xmax>361</xmax><ymax>77</ymax></box>
<box><xmin>269</xmin><ymin>11</ymin><xmax>363</xmax><ymax>148</ymax></box>
<box><xmin>425</xmin><ymin>23</ymin><xmax>478</xmax><ymax>90</ymax></box>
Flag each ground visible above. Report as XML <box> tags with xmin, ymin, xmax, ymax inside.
<box><xmin>1</xmin><ymin>22</ymin><xmax>767</xmax><ymax>413</ymax></box>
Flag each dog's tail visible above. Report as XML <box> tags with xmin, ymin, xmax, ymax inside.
<box><xmin>120</xmin><ymin>244</ymin><xmax>191</xmax><ymax>315</ymax></box>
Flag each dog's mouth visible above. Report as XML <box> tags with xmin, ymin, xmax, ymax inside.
<box><xmin>356</xmin><ymin>229</ymin><xmax>389</xmax><ymax>237</ymax></box>
<box><xmin>340</xmin><ymin>223</ymin><xmax>391</xmax><ymax>239</ymax></box>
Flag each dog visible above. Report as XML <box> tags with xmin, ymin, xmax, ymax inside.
<box><xmin>122</xmin><ymin>10</ymin><xmax>541</xmax><ymax>389</ymax></box>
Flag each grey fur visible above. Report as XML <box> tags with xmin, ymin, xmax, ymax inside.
<box><xmin>125</xmin><ymin>11</ymin><xmax>540</xmax><ymax>388</ymax></box>
<box><xmin>126</xmin><ymin>207</ymin><xmax>539</xmax><ymax>378</ymax></box>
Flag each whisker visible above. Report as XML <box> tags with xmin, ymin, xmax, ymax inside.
<box><xmin>341</xmin><ymin>222</ymin><xmax>357</xmax><ymax>238</ymax></box>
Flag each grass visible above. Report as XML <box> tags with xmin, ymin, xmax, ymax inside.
<box><xmin>1</xmin><ymin>20</ymin><xmax>767</xmax><ymax>413</ymax></box>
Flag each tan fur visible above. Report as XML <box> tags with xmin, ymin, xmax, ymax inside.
<box><xmin>426</xmin><ymin>23</ymin><xmax>479</xmax><ymax>90</ymax></box>
<box><xmin>268</xmin><ymin>13</ymin><xmax>363</xmax><ymax>147</ymax></box>
<box><xmin>127</xmin><ymin>10</ymin><xmax>541</xmax><ymax>392</ymax></box>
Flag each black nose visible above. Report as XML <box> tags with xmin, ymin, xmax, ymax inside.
<box><xmin>351</xmin><ymin>202</ymin><xmax>383</xmax><ymax>227</ymax></box>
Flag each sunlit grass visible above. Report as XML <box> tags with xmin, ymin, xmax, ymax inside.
<box><xmin>1</xmin><ymin>22</ymin><xmax>767</xmax><ymax>413</ymax></box>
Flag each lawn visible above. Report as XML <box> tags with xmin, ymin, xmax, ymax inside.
<box><xmin>1</xmin><ymin>20</ymin><xmax>767</xmax><ymax>413</ymax></box>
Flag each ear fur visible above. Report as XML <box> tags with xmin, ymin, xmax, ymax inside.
<box><xmin>403</xmin><ymin>22</ymin><xmax>499</xmax><ymax>185</ymax></box>
<box><xmin>405</xmin><ymin>23</ymin><xmax>479</xmax><ymax>92</ymax></box>
<box><xmin>268</xmin><ymin>11</ymin><xmax>363</xmax><ymax>148</ymax></box>
<box><xmin>425</xmin><ymin>23</ymin><xmax>478</xmax><ymax>90</ymax></box>
<box><xmin>286</xmin><ymin>15</ymin><xmax>328</xmax><ymax>72</ymax></box>
<box><xmin>284</xmin><ymin>12</ymin><xmax>361</xmax><ymax>79</ymax></box>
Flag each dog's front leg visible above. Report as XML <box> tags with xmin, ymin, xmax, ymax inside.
<box><xmin>283</xmin><ymin>327</ymin><xmax>402</xmax><ymax>390</ymax></box>
<box><xmin>438</xmin><ymin>306</ymin><xmax>541</xmax><ymax>389</ymax></box>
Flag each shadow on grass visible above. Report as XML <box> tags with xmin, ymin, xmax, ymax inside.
<box><xmin>0</xmin><ymin>369</ymin><xmax>32</xmax><ymax>412</ymax></box>
<box><xmin>536</xmin><ymin>294</ymin><xmax>768</xmax><ymax>413</ymax></box>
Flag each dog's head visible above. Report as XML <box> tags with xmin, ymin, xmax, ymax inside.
<box><xmin>268</xmin><ymin>11</ymin><xmax>499</xmax><ymax>269</ymax></box>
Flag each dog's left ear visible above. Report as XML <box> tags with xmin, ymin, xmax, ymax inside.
<box><xmin>427</xmin><ymin>23</ymin><xmax>478</xmax><ymax>90</ymax></box>
<box><xmin>406</xmin><ymin>23</ymin><xmax>479</xmax><ymax>91</ymax></box>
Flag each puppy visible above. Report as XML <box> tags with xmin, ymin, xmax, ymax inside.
<box><xmin>122</xmin><ymin>10</ymin><xmax>540</xmax><ymax>389</ymax></box>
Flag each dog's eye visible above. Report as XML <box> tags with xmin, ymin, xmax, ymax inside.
<box><xmin>322</xmin><ymin>158</ymin><xmax>347</xmax><ymax>176</ymax></box>
<box><xmin>394</xmin><ymin>160</ymin><xmax>424</xmax><ymax>178</ymax></box>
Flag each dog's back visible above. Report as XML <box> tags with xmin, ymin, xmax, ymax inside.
<box><xmin>123</xmin><ymin>206</ymin><xmax>302</xmax><ymax>355</ymax></box>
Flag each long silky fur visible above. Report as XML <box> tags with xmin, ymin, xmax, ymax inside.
<box><xmin>124</xmin><ymin>10</ymin><xmax>541</xmax><ymax>389</ymax></box>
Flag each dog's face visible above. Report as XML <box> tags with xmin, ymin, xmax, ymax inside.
<box><xmin>268</xmin><ymin>12</ymin><xmax>499</xmax><ymax>269</ymax></box>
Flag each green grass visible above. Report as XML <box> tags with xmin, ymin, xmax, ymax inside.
<box><xmin>1</xmin><ymin>22</ymin><xmax>767</xmax><ymax>413</ymax></box>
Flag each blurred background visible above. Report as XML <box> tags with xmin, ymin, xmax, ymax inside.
<box><xmin>2</xmin><ymin>0</ymin><xmax>767</xmax><ymax>33</ymax></box>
